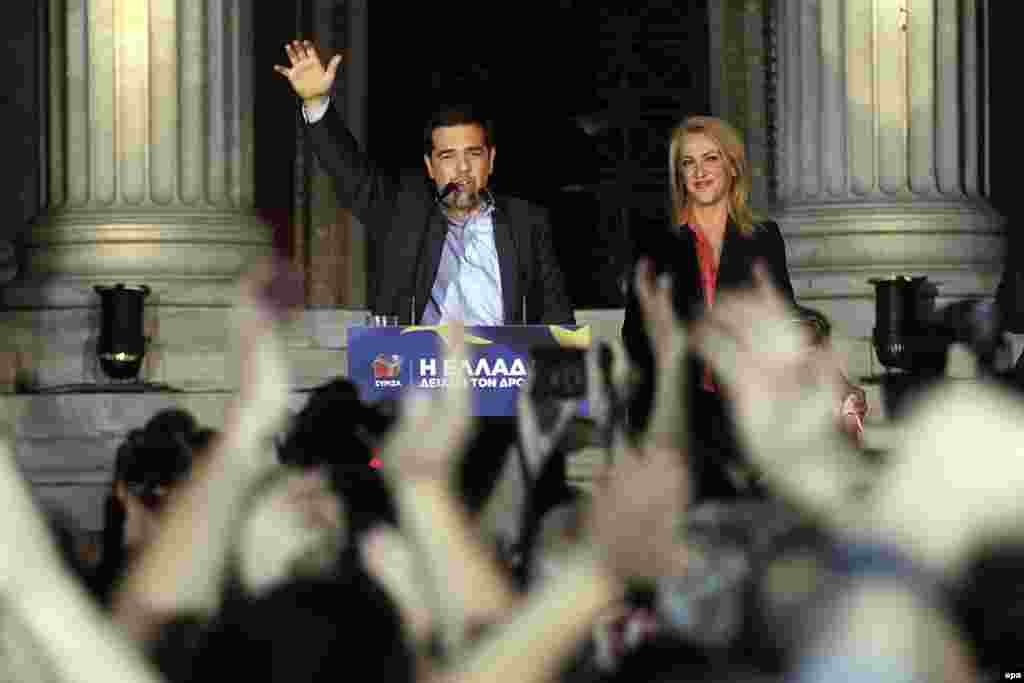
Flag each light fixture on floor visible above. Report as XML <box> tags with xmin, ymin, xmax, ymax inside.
<box><xmin>94</xmin><ymin>284</ymin><xmax>151</xmax><ymax>381</ymax></box>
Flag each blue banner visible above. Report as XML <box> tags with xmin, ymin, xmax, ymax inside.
<box><xmin>347</xmin><ymin>324</ymin><xmax>591</xmax><ymax>416</ymax></box>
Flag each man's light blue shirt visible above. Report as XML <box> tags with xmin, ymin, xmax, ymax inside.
<box><xmin>421</xmin><ymin>203</ymin><xmax>504</xmax><ymax>325</ymax></box>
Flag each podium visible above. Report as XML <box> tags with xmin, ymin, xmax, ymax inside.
<box><xmin>347</xmin><ymin>324</ymin><xmax>591</xmax><ymax>416</ymax></box>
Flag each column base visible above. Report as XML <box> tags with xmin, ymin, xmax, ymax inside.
<box><xmin>771</xmin><ymin>198</ymin><xmax>1006</xmax><ymax>339</ymax></box>
<box><xmin>4</xmin><ymin>209</ymin><xmax>275</xmax><ymax>307</ymax></box>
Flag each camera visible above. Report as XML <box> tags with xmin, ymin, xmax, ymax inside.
<box><xmin>871</xmin><ymin>275</ymin><xmax>1009</xmax><ymax>417</ymax></box>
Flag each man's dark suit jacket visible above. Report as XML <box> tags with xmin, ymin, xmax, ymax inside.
<box><xmin>306</xmin><ymin>104</ymin><xmax>575</xmax><ymax>325</ymax></box>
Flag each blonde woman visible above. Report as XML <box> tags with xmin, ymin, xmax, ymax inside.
<box><xmin>622</xmin><ymin>115</ymin><xmax>796</xmax><ymax>501</ymax></box>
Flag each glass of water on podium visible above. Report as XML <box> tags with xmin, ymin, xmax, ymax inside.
<box><xmin>365</xmin><ymin>314</ymin><xmax>399</xmax><ymax>327</ymax></box>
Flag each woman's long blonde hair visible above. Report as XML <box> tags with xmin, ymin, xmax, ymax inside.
<box><xmin>668</xmin><ymin>115</ymin><xmax>756</xmax><ymax>235</ymax></box>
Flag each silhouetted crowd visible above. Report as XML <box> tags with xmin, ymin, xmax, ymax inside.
<box><xmin>3</xmin><ymin>259</ymin><xmax>1022</xmax><ymax>683</ymax></box>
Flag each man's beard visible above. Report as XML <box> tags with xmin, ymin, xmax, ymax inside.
<box><xmin>444</xmin><ymin>186</ymin><xmax>482</xmax><ymax>212</ymax></box>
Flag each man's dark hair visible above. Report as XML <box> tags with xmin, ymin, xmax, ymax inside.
<box><xmin>422</xmin><ymin>103</ymin><xmax>496</xmax><ymax>156</ymax></box>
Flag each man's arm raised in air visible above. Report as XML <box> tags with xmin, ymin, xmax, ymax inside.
<box><xmin>274</xmin><ymin>39</ymin><xmax>401</xmax><ymax>221</ymax></box>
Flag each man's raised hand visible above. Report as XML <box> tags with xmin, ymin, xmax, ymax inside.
<box><xmin>273</xmin><ymin>39</ymin><xmax>342</xmax><ymax>105</ymax></box>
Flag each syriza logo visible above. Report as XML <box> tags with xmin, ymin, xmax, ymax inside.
<box><xmin>372</xmin><ymin>354</ymin><xmax>402</xmax><ymax>388</ymax></box>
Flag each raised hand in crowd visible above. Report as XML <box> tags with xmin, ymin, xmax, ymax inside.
<box><xmin>586</xmin><ymin>433</ymin><xmax>691</xmax><ymax>586</ymax></box>
<box><xmin>273</xmin><ymin>39</ymin><xmax>342</xmax><ymax>106</ymax></box>
<box><xmin>0</xmin><ymin>352</ymin><xmax>160</xmax><ymax>680</ymax></box>
<box><xmin>583</xmin><ymin>258</ymin><xmax>691</xmax><ymax>582</ymax></box>
<box><xmin>690</xmin><ymin>261</ymin><xmax>1024</xmax><ymax>578</ymax></box>
<box><xmin>871</xmin><ymin>379</ymin><xmax>1024</xmax><ymax>577</ymax></box>
<box><xmin>443</xmin><ymin>268</ymin><xmax>692</xmax><ymax>683</ymax></box>
<box><xmin>374</xmin><ymin>323</ymin><xmax>474</xmax><ymax>485</ymax></box>
<box><xmin>114</xmin><ymin>258</ymin><xmax>304</xmax><ymax>642</ymax></box>
<box><xmin>228</xmin><ymin>257</ymin><xmax>304</xmax><ymax>443</ymax></box>
<box><xmin>582</xmin><ymin>337</ymin><xmax>630</xmax><ymax>449</ymax></box>
<box><xmin>632</xmin><ymin>256</ymin><xmax>689</xmax><ymax>452</ymax></box>
<box><xmin>691</xmin><ymin>263</ymin><xmax>990</xmax><ymax>680</ymax></box>
<box><xmin>358</xmin><ymin>523</ymin><xmax>436</xmax><ymax>656</ymax></box>
<box><xmin>367</xmin><ymin>322</ymin><xmax>518</xmax><ymax>659</ymax></box>
<box><xmin>693</xmin><ymin>263</ymin><xmax>874</xmax><ymax>527</ymax></box>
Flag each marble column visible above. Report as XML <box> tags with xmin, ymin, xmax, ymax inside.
<box><xmin>5</xmin><ymin>0</ymin><xmax>272</xmax><ymax>308</ymax></box>
<box><xmin>771</xmin><ymin>0</ymin><xmax>1004</xmax><ymax>338</ymax></box>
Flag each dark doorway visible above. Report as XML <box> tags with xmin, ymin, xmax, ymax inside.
<box><xmin>2</xmin><ymin>3</ymin><xmax>44</xmax><ymax>239</ymax></box>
